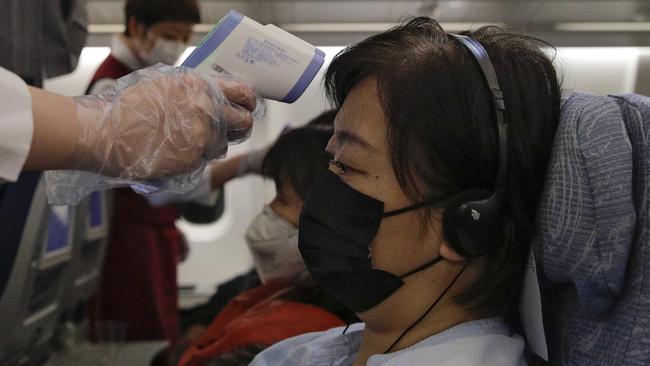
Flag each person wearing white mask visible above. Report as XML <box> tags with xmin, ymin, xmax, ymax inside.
<box><xmin>244</xmin><ymin>138</ymin><xmax>319</xmax><ymax>283</ymax></box>
<box><xmin>171</xmin><ymin>112</ymin><xmax>359</xmax><ymax>366</ymax></box>
<box><xmin>241</xmin><ymin>111</ymin><xmax>339</xmax><ymax>285</ymax></box>
<box><xmin>88</xmin><ymin>0</ymin><xmax>199</xmax><ymax>96</ymax></box>
<box><xmin>181</xmin><ymin>111</ymin><xmax>339</xmax><ymax>333</ymax></box>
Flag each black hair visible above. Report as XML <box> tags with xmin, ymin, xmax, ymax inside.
<box><xmin>307</xmin><ymin>109</ymin><xmax>337</xmax><ymax>128</ymax></box>
<box><xmin>261</xmin><ymin>111</ymin><xmax>335</xmax><ymax>200</ymax></box>
<box><xmin>325</xmin><ymin>17</ymin><xmax>561</xmax><ymax>316</ymax></box>
<box><xmin>124</xmin><ymin>0</ymin><xmax>200</xmax><ymax>36</ymax></box>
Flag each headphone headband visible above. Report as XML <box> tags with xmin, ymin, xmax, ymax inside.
<box><xmin>449</xmin><ymin>34</ymin><xmax>508</xmax><ymax>191</ymax></box>
<box><xmin>439</xmin><ymin>33</ymin><xmax>510</xmax><ymax>258</ymax></box>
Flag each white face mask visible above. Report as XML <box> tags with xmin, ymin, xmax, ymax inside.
<box><xmin>139</xmin><ymin>37</ymin><xmax>187</xmax><ymax>66</ymax></box>
<box><xmin>245</xmin><ymin>205</ymin><xmax>306</xmax><ymax>283</ymax></box>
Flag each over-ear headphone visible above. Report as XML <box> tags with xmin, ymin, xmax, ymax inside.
<box><xmin>441</xmin><ymin>34</ymin><xmax>509</xmax><ymax>258</ymax></box>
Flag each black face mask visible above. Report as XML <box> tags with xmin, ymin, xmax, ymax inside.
<box><xmin>298</xmin><ymin>169</ymin><xmax>444</xmax><ymax>313</ymax></box>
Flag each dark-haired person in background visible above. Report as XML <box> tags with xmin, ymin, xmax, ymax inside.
<box><xmin>250</xmin><ymin>17</ymin><xmax>561</xmax><ymax>366</ymax></box>
<box><xmin>151</xmin><ymin>111</ymin><xmax>354</xmax><ymax>366</ymax></box>
<box><xmin>87</xmin><ymin>0</ymin><xmax>200</xmax><ymax>95</ymax></box>
<box><xmin>178</xmin><ymin>117</ymin><xmax>357</xmax><ymax>366</ymax></box>
<box><xmin>175</xmin><ymin>110</ymin><xmax>339</xmax><ymax>343</ymax></box>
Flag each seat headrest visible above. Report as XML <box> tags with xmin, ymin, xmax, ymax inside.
<box><xmin>535</xmin><ymin>92</ymin><xmax>636</xmax><ymax>317</ymax></box>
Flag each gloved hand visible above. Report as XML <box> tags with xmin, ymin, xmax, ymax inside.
<box><xmin>45</xmin><ymin>63</ymin><xmax>264</xmax><ymax>205</ymax></box>
<box><xmin>74</xmin><ymin>63</ymin><xmax>257</xmax><ymax>178</ymax></box>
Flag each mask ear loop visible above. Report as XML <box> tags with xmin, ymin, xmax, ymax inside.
<box><xmin>341</xmin><ymin>312</ymin><xmax>362</xmax><ymax>335</ymax></box>
<box><xmin>342</xmin><ymin>323</ymin><xmax>352</xmax><ymax>335</ymax></box>
<box><xmin>399</xmin><ymin>256</ymin><xmax>443</xmax><ymax>278</ymax></box>
<box><xmin>384</xmin><ymin>259</ymin><xmax>471</xmax><ymax>354</ymax></box>
<box><xmin>382</xmin><ymin>193</ymin><xmax>456</xmax><ymax>218</ymax></box>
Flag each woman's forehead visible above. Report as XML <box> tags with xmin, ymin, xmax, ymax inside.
<box><xmin>336</xmin><ymin>78</ymin><xmax>387</xmax><ymax>151</ymax></box>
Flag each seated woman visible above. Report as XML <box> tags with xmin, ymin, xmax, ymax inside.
<box><xmin>250</xmin><ymin>17</ymin><xmax>561</xmax><ymax>366</ymax></box>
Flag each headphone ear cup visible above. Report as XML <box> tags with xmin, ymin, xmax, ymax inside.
<box><xmin>442</xmin><ymin>189</ymin><xmax>502</xmax><ymax>258</ymax></box>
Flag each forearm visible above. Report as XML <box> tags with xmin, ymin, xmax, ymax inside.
<box><xmin>23</xmin><ymin>87</ymin><xmax>80</xmax><ymax>171</ymax></box>
<box><xmin>210</xmin><ymin>154</ymin><xmax>247</xmax><ymax>189</ymax></box>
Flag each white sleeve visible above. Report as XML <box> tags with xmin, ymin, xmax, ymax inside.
<box><xmin>0</xmin><ymin>67</ymin><xmax>34</xmax><ymax>183</ymax></box>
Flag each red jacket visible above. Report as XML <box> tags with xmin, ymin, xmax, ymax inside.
<box><xmin>179</xmin><ymin>281</ymin><xmax>345</xmax><ymax>366</ymax></box>
<box><xmin>87</xmin><ymin>54</ymin><xmax>181</xmax><ymax>342</ymax></box>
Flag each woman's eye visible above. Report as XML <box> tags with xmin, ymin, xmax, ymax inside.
<box><xmin>330</xmin><ymin>159</ymin><xmax>352</xmax><ymax>175</ymax></box>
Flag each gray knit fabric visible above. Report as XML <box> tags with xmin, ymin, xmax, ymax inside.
<box><xmin>535</xmin><ymin>92</ymin><xmax>650</xmax><ymax>365</ymax></box>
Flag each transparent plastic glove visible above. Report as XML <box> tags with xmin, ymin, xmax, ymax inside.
<box><xmin>45</xmin><ymin>63</ymin><xmax>265</xmax><ymax>205</ymax></box>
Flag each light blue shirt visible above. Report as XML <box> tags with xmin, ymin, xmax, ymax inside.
<box><xmin>250</xmin><ymin>317</ymin><xmax>527</xmax><ymax>366</ymax></box>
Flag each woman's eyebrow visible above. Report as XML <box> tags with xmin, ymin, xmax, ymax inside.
<box><xmin>336</xmin><ymin>129</ymin><xmax>377</xmax><ymax>152</ymax></box>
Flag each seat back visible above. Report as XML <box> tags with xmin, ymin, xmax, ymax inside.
<box><xmin>0</xmin><ymin>172</ymin><xmax>41</xmax><ymax>300</ymax></box>
<box><xmin>60</xmin><ymin>190</ymin><xmax>110</xmax><ymax>311</ymax></box>
<box><xmin>0</xmin><ymin>177</ymin><xmax>77</xmax><ymax>365</ymax></box>
<box><xmin>535</xmin><ymin>92</ymin><xmax>650</xmax><ymax>364</ymax></box>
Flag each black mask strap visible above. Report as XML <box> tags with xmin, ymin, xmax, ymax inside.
<box><xmin>342</xmin><ymin>323</ymin><xmax>352</xmax><ymax>335</ymax></box>
<box><xmin>382</xmin><ymin>200</ymin><xmax>436</xmax><ymax>218</ymax></box>
<box><xmin>384</xmin><ymin>259</ymin><xmax>471</xmax><ymax>354</ymax></box>
<box><xmin>398</xmin><ymin>256</ymin><xmax>443</xmax><ymax>279</ymax></box>
<box><xmin>382</xmin><ymin>194</ymin><xmax>455</xmax><ymax>218</ymax></box>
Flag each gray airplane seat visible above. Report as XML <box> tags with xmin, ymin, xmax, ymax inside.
<box><xmin>0</xmin><ymin>177</ymin><xmax>77</xmax><ymax>366</ymax></box>
<box><xmin>535</xmin><ymin>92</ymin><xmax>650</xmax><ymax>365</ymax></box>
<box><xmin>61</xmin><ymin>190</ymin><xmax>110</xmax><ymax>312</ymax></box>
